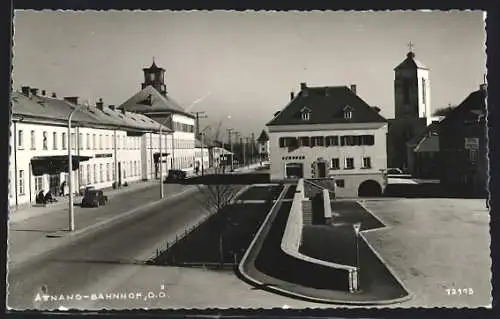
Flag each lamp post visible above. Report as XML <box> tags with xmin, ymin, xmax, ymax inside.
<box><xmin>353</xmin><ymin>222</ymin><xmax>361</xmax><ymax>289</ymax></box>
<box><xmin>159</xmin><ymin>123</ymin><xmax>164</xmax><ymax>199</ymax></box>
<box><xmin>158</xmin><ymin>121</ymin><xmax>173</xmax><ymax>199</ymax></box>
<box><xmin>67</xmin><ymin>104</ymin><xmax>85</xmax><ymax>232</ymax></box>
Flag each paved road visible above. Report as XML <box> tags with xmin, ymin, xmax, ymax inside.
<box><xmin>9</xmin><ymin>183</ymin><xmax>193</xmax><ymax>268</ymax></box>
<box><xmin>7</xmin><ymin>187</ymin><xmax>213</xmax><ymax>310</ymax></box>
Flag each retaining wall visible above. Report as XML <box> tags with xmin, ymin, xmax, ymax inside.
<box><xmin>281</xmin><ymin>179</ymin><xmax>359</xmax><ymax>292</ymax></box>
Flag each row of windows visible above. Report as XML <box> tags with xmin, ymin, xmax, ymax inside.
<box><xmin>13</xmin><ymin>153</ymin><xmax>208</xmax><ymax>197</ymax></box>
<box><xmin>329</xmin><ymin>157</ymin><xmax>372</xmax><ymax>170</ymax></box>
<box><xmin>281</xmin><ymin>156</ymin><xmax>373</xmax><ymax>170</ymax></box>
<box><xmin>279</xmin><ymin>135</ymin><xmax>375</xmax><ymax>148</ymax></box>
<box><xmin>173</xmin><ymin>121</ymin><xmax>194</xmax><ymax>133</ymax></box>
<box><xmin>17</xmin><ymin>130</ymin><xmax>154</xmax><ymax>151</ymax></box>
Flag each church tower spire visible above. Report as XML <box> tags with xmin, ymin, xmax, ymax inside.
<box><xmin>142</xmin><ymin>57</ymin><xmax>167</xmax><ymax>96</ymax></box>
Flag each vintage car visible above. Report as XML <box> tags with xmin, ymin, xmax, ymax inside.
<box><xmin>81</xmin><ymin>189</ymin><xmax>108</xmax><ymax>207</ymax></box>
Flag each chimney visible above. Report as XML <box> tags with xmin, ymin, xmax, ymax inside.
<box><xmin>64</xmin><ymin>96</ymin><xmax>79</xmax><ymax>104</ymax></box>
<box><xmin>300</xmin><ymin>82</ymin><xmax>308</xmax><ymax>97</ymax></box>
<box><xmin>109</xmin><ymin>105</ymin><xmax>116</xmax><ymax>111</ymax></box>
<box><xmin>51</xmin><ymin>92</ymin><xmax>57</xmax><ymax>98</ymax></box>
<box><xmin>41</xmin><ymin>90</ymin><xmax>46</xmax><ymax>96</ymax></box>
<box><xmin>30</xmin><ymin>88</ymin><xmax>39</xmax><ymax>96</ymax></box>
<box><xmin>350</xmin><ymin>84</ymin><xmax>357</xmax><ymax>95</ymax></box>
<box><xmin>290</xmin><ymin>92</ymin><xmax>295</xmax><ymax>101</ymax></box>
<box><xmin>21</xmin><ymin>86</ymin><xmax>31</xmax><ymax>97</ymax></box>
<box><xmin>96</xmin><ymin>98</ymin><xmax>104</xmax><ymax>110</ymax></box>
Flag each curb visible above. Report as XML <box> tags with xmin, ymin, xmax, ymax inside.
<box><xmin>9</xmin><ymin>186</ymin><xmax>199</xmax><ymax>270</ymax></box>
<box><xmin>9</xmin><ymin>181</ymin><xmax>159</xmax><ymax>224</ymax></box>
<box><xmin>355</xmin><ymin>200</ymin><xmax>415</xmax><ymax>303</ymax></box>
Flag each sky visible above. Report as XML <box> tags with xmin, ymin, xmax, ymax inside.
<box><xmin>12</xmin><ymin>10</ymin><xmax>486</xmax><ymax>138</ymax></box>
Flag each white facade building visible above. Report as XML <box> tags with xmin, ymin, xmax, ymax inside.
<box><xmin>267</xmin><ymin>83</ymin><xmax>388</xmax><ymax>197</ymax></box>
<box><xmin>10</xmin><ymin>88</ymin><xmax>171</xmax><ymax>209</ymax></box>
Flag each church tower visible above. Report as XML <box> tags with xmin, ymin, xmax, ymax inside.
<box><xmin>394</xmin><ymin>43</ymin><xmax>431</xmax><ymax>123</ymax></box>
<box><xmin>142</xmin><ymin>58</ymin><xmax>167</xmax><ymax>96</ymax></box>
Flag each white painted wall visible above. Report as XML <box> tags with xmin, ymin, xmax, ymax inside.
<box><xmin>171</xmin><ymin>113</ymin><xmax>195</xmax><ymax>174</ymax></box>
<box><xmin>268</xmin><ymin>123</ymin><xmax>387</xmax><ymax>196</ymax></box>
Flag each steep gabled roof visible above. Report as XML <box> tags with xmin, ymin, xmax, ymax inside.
<box><xmin>407</xmin><ymin>120</ymin><xmax>440</xmax><ymax>148</ymax></box>
<box><xmin>257</xmin><ymin>130</ymin><xmax>269</xmax><ymax>142</ymax></box>
<box><xmin>439</xmin><ymin>89</ymin><xmax>486</xmax><ymax>125</ymax></box>
<box><xmin>117</xmin><ymin>85</ymin><xmax>194</xmax><ymax>118</ymax></box>
<box><xmin>394</xmin><ymin>52</ymin><xmax>429</xmax><ymax>70</ymax></box>
<box><xmin>266</xmin><ymin>85</ymin><xmax>386</xmax><ymax>126</ymax></box>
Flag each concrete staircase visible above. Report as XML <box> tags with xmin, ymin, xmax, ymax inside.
<box><xmin>302</xmin><ymin>199</ymin><xmax>313</xmax><ymax>225</ymax></box>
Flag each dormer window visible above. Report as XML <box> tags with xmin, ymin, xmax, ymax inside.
<box><xmin>301</xmin><ymin>106</ymin><xmax>311</xmax><ymax>121</ymax></box>
<box><xmin>343</xmin><ymin>105</ymin><xmax>353</xmax><ymax>119</ymax></box>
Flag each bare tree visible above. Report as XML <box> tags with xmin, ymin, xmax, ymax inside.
<box><xmin>195</xmin><ymin>166</ymin><xmax>242</xmax><ymax>268</ymax></box>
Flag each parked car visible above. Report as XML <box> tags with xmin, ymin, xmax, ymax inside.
<box><xmin>79</xmin><ymin>185</ymin><xmax>95</xmax><ymax>196</ymax></box>
<box><xmin>81</xmin><ymin>189</ymin><xmax>108</xmax><ymax>207</ymax></box>
<box><xmin>165</xmin><ymin>169</ymin><xmax>187</xmax><ymax>182</ymax></box>
<box><xmin>386</xmin><ymin>168</ymin><xmax>404</xmax><ymax>175</ymax></box>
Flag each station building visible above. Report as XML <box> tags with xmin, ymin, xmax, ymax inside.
<box><xmin>266</xmin><ymin>82</ymin><xmax>388</xmax><ymax>197</ymax></box>
<box><xmin>9</xmin><ymin>87</ymin><xmax>172</xmax><ymax>209</ymax></box>
<box><xmin>118</xmin><ymin>60</ymin><xmax>197</xmax><ymax>175</ymax></box>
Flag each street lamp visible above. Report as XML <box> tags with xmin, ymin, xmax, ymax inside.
<box><xmin>67</xmin><ymin>104</ymin><xmax>85</xmax><ymax>232</ymax></box>
<box><xmin>353</xmin><ymin>222</ymin><xmax>362</xmax><ymax>289</ymax></box>
<box><xmin>158</xmin><ymin>120</ymin><xmax>173</xmax><ymax>199</ymax></box>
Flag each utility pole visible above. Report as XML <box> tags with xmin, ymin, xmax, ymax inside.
<box><xmin>235</xmin><ymin>132</ymin><xmax>241</xmax><ymax>168</ymax></box>
<box><xmin>227</xmin><ymin>128</ymin><xmax>234</xmax><ymax>171</ymax></box>
<box><xmin>244</xmin><ymin>137</ymin><xmax>249</xmax><ymax>167</ymax></box>
<box><xmin>250</xmin><ymin>132</ymin><xmax>255</xmax><ymax>164</ymax></box>
<box><xmin>192</xmin><ymin>111</ymin><xmax>208</xmax><ymax>137</ymax></box>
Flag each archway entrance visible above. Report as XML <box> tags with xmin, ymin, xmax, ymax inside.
<box><xmin>358</xmin><ymin>180</ymin><xmax>382</xmax><ymax>197</ymax></box>
<box><xmin>286</xmin><ymin>163</ymin><xmax>304</xmax><ymax>179</ymax></box>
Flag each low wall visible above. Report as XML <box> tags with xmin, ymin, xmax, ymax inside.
<box><xmin>281</xmin><ymin>179</ymin><xmax>359</xmax><ymax>292</ymax></box>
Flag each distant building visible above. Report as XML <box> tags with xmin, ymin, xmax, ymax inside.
<box><xmin>405</xmin><ymin>120</ymin><xmax>441</xmax><ymax>179</ymax></box>
<box><xmin>194</xmin><ymin>138</ymin><xmax>211</xmax><ymax>171</ymax></box>
<box><xmin>438</xmin><ymin>85</ymin><xmax>488</xmax><ymax>196</ymax></box>
<box><xmin>256</xmin><ymin>129</ymin><xmax>270</xmax><ymax>161</ymax></box>
<box><xmin>118</xmin><ymin>59</ymin><xmax>196</xmax><ymax>174</ymax></box>
<box><xmin>266</xmin><ymin>83</ymin><xmax>388</xmax><ymax>197</ymax></box>
<box><xmin>387</xmin><ymin>48</ymin><xmax>441</xmax><ymax>172</ymax></box>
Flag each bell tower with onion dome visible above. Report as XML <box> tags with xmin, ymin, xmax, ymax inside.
<box><xmin>142</xmin><ymin>57</ymin><xmax>167</xmax><ymax>96</ymax></box>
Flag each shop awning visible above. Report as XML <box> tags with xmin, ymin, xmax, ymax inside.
<box><xmin>31</xmin><ymin>155</ymin><xmax>92</xmax><ymax>176</ymax></box>
<box><xmin>153</xmin><ymin>152</ymin><xmax>170</xmax><ymax>163</ymax></box>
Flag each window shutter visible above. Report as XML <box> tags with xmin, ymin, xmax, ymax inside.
<box><xmin>279</xmin><ymin>137</ymin><xmax>285</xmax><ymax>147</ymax></box>
<box><xmin>318</xmin><ymin>136</ymin><xmax>324</xmax><ymax>147</ymax></box>
<box><xmin>325</xmin><ymin>136</ymin><xmax>331</xmax><ymax>147</ymax></box>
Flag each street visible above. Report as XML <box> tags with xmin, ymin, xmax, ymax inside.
<box><xmin>7</xmin><ymin>185</ymin><xmax>213</xmax><ymax>310</ymax></box>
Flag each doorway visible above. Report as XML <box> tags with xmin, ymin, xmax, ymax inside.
<box><xmin>286</xmin><ymin>163</ymin><xmax>304</xmax><ymax>179</ymax></box>
<box><xmin>118</xmin><ymin>162</ymin><xmax>122</xmax><ymax>186</ymax></box>
<box><xmin>317</xmin><ymin>162</ymin><xmax>327</xmax><ymax>178</ymax></box>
